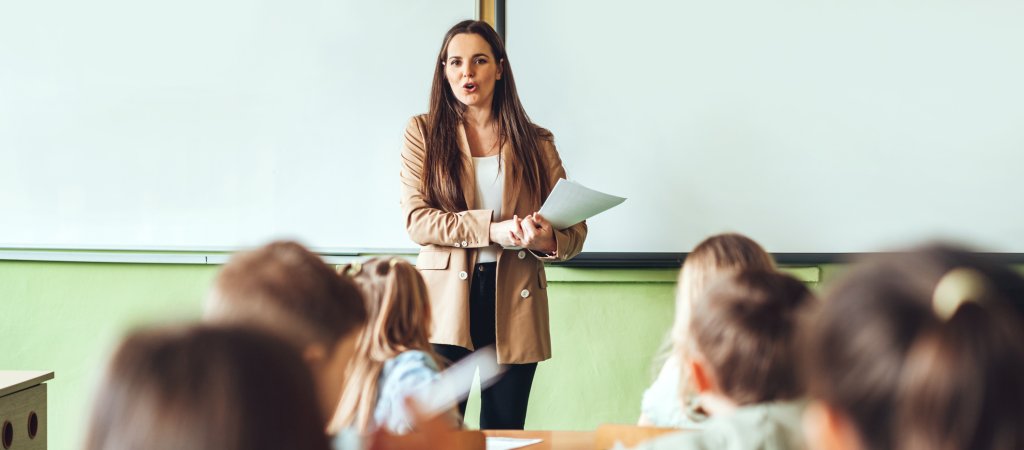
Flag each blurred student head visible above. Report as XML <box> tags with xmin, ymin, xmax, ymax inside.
<box><xmin>205</xmin><ymin>240</ymin><xmax>368</xmax><ymax>422</ymax></box>
<box><xmin>334</xmin><ymin>257</ymin><xmax>440</xmax><ymax>432</ymax></box>
<box><xmin>685</xmin><ymin>270</ymin><xmax>816</xmax><ymax>413</ymax></box>
<box><xmin>82</xmin><ymin>325</ymin><xmax>330</xmax><ymax>450</ymax></box>
<box><xmin>802</xmin><ymin>244</ymin><xmax>1024</xmax><ymax>450</ymax></box>
<box><xmin>667</xmin><ymin>233</ymin><xmax>776</xmax><ymax>413</ymax></box>
<box><xmin>674</xmin><ymin>233</ymin><xmax>776</xmax><ymax>342</ymax></box>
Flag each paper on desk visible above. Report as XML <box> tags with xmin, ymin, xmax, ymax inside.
<box><xmin>538</xmin><ymin>179</ymin><xmax>626</xmax><ymax>230</ymax></box>
<box><xmin>486</xmin><ymin>437</ymin><xmax>543</xmax><ymax>450</ymax></box>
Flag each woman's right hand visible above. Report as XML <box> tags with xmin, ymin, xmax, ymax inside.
<box><xmin>489</xmin><ymin>216</ymin><xmax>525</xmax><ymax>247</ymax></box>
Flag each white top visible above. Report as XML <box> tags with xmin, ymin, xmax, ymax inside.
<box><xmin>473</xmin><ymin>155</ymin><xmax>504</xmax><ymax>263</ymax></box>
<box><xmin>641</xmin><ymin>354</ymin><xmax>700</xmax><ymax>428</ymax></box>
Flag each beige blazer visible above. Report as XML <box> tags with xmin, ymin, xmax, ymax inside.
<box><xmin>400</xmin><ymin>115</ymin><xmax>587</xmax><ymax>364</ymax></box>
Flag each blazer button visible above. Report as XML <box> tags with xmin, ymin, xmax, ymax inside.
<box><xmin>517</xmin><ymin>250</ymin><xmax>526</xmax><ymax>259</ymax></box>
<box><xmin>461</xmin><ymin>240</ymin><xmax>468</xmax><ymax>247</ymax></box>
<box><xmin>459</xmin><ymin>271</ymin><xmax>468</xmax><ymax>280</ymax></box>
<box><xmin>454</xmin><ymin>242</ymin><xmax>461</xmax><ymax>248</ymax></box>
<box><xmin>520</xmin><ymin>289</ymin><xmax>530</xmax><ymax>298</ymax></box>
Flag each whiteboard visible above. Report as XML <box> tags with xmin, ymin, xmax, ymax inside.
<box><xmin>506</xmin><ymin>0</ymin><xmax>1024</xmax><ymax>253</ymax></box>
<box><xmin>0</xmin><ymin>0</ymin><xmax>474</xmax><ymax>250</ymax></box>
<box><xmin>4</xmin><ymin>0</ymin><xmax>1024</xmax><ymax>254</ymax></box>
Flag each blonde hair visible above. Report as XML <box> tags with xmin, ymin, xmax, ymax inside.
<box><xmin>672</xmin><ymin>233</ymin><xmax>776</xmax><ymax>342</ymax></box>
<box><xmin>334</xmin><ymin>257</ymin><xmax>442</xmax><ymax>432</ymax></box>
<box><xmin>663</xmin><ymin>233</ymin><xmax>775</xmax><ymax>416</ymax></box>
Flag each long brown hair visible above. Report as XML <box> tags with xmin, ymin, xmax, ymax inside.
<box><xmin>334</xmin><ymin>257</ymin><xmax>442</xmax><ymax>432</ymax></box>
<box><xmin>423</xmin><ymin>20</ymin><xmax>551</xmax><ymax>212</ymax></box>
<box><xmin>804</xmin><ymin>244</ymin><xmax>1024</xmax><ymax>450</ymax></box>
<box><xmin>82</xmin><ymin>325</ymin><xmax>330</xmax><ymax>450</ymax></box>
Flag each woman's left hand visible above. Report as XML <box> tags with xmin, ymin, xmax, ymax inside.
<box><xmin>519</xmin><ymin>213</ymin><xmax>556</xmax><ymax>254</ymax></box>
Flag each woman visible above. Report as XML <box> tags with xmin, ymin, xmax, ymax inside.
<box><xmin>399</xmin><ymin>20</ymin><xmax>587</xmax><ymax>429</ymax></box>
<box><xmin>82</xmin><ymin>324</ymin><xmax>330</xmax><ymax>450</ymax></box>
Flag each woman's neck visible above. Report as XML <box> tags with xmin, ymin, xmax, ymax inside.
<box><xmin>463</xmin><ymin>105</ymin><xmax>494</xmax><ymax>131</ymax></box>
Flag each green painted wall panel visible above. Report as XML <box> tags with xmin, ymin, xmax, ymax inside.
<box><xmin>527</xmin><ymin>282</ymin><xmax>676</xmax><ymax>428</ymax></box>
<box><xmin>1</xmin><ymin>262</ymin><xmax>217</xmax><ymax>450</ymax></box>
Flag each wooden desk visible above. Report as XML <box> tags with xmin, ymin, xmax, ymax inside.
<box><xmin>483</xmin><ymin>430</ymin><xmax>595</xmax><ymax>450</ymax></box>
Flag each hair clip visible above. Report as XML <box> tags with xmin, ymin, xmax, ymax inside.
<box><xmin>932</xmin><ymin>267</ymin><xmax>990</xmax><ymax>320</ymax></box>
<box><xmin>389</xmin><ymin>258</ymin><xmax>401</xmax><ymax>268</ymax></box>
<box><xmin>346</xmin><ymin>261</ymin><xmax>362</xmax><ymax>277</ymax></box>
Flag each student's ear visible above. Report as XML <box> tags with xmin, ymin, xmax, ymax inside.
<box><xmin>803</xmin><ymin>400</ymin><xmax>863</xmax><ymax>450</ymax></box>
<box><xmin>496</xmin><ymin>59</ymin><xmax>504</xmax><ymax>80</ymax></box>
<box><xmin>688</xmin><ymin>358</ymin><xmax>715</xmax><ymax>394</ymax></box>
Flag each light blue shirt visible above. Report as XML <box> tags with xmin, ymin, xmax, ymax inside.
<box><xmin>374</xmin><ymin>350</ymin><xmax>443</xmax><ymax>433</ymax></box>
<box><xmin>332</xmin><ymin>350</ymin><xmax>444</xmax><ymax>450</ymax></box>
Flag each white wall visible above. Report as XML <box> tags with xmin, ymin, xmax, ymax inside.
<box><xmin>507</xmin><ymin>0</ymin><xmax>1024</xmax><ymax>252</ymax></box>
<box><xmin>4</xmin><ymin>0</ymin><xmax>1023</xmax><ymax>253</ymax></box>
<box><xmin>1</xmin><ymin>0</ymin><xmax>474</xmax><ymax>250</ymax></box>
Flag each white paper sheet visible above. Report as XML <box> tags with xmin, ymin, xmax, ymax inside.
<box><xmin>486</xmin><ymin>437</ymin><xmax>544</xmax><ymax>450</ymax></box>
<box><xmin>538</xmin><ymin>179</ymin><xmax>626</xmax><ymax>230</ymax></box>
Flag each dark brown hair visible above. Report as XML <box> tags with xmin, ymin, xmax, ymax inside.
<box><xmin>205</xmin><ymin>240</ymin><xmax>368</xmax><ymax>350</ymax></box>
<box><xmin>82</xmin><ymin>325</ymin><xmax>330</xmax><ymax>450</ymax></box>
<box><xmin>804</xmin><ymin>244</ymin><xmax>1024</xmax><ymax>450</ymax></box>
<box><xmin>422</xmin><ymin>20</ymin><xmax>551</xmax><ymax>213</ymax></box>
<box><xmin>334</xmin><ymin>257</ymin><xmax>442</xmax><ymax>431</ymax></box>
<box><xmin>689</xmin><ymin>270</ymin><xmax>814</xmax><ymax>405</ymax></box>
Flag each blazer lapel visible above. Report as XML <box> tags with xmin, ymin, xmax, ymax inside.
<box><xmin>500</xmin><ymin>139</ymin><xmax>521</xmax><ymax>221</ymax></box>
<box><xmin>456</xmin><ymin>122</ymin><xmax>477</xmax><ymax>210</ymax></box>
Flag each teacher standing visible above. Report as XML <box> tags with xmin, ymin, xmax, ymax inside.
<box><xmin>399</xmin><ymin>20</ymin><xmax>587</xmax><ymax>429</ymax></box>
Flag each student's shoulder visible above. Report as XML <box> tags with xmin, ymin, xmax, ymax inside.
<box><xmin>386</xmin><ymin>350</ymin><xmax>441</xmax><ymax>377</ymax></box>
<box><xmin>695</xmin><ymin>401</ymin><xmax>806</xmax><ymax>449</ymax></box>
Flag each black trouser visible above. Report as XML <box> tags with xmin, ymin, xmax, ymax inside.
<box><xmin>433</xmin><ymin>262</ymin><xmax>538</xmax><ymax>430</ymax></box>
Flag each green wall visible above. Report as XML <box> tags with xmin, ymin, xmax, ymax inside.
<box><xmin>0</xmin><ymin>260</ymin><xmax>830</xmax><ymax>450</ymax></box>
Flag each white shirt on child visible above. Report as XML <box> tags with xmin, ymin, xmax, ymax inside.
<box><xmin>629</xmin><ymin>400</ymin><xmax>807</xmax><ymax>450</ymax></box>
<box><xmin>641</xmin><ymin>354</ymin><xmax>704</xmax><ymax>428</ymax></box>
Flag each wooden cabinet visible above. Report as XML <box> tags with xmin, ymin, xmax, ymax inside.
<box><xmin>0</xmin><ymin>372</ymin><xmax>53</xmax><ymax>450</ymax></box>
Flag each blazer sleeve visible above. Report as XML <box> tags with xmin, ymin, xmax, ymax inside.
<box><xmin>533</xmin><ymin>138</ymin><xmax>587</xmax><ymax>262</ymax></box>
<box><xmin>400</xmin><ymin>116</ymin><xmax>492</xmax><ymax>248</ymax></box>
